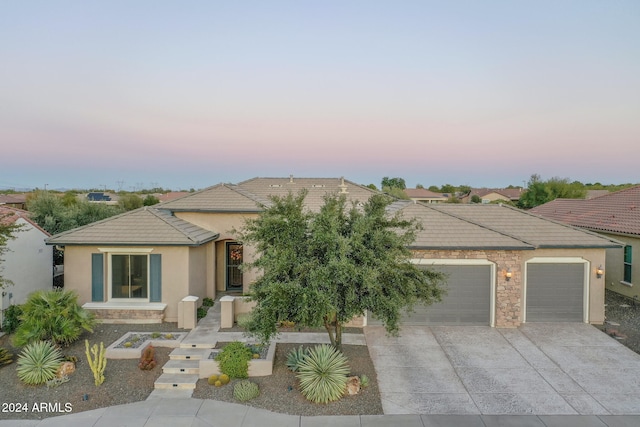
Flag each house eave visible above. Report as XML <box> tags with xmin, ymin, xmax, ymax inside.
<box><xmin>408</xmin><ymin>245</ymin><xmax>535</xmax><ymax>251</ymax></box>
<box><xmin>46</xmin><ymin>234</ymin><xmax>220</xmax><ymax>248</ymax></box>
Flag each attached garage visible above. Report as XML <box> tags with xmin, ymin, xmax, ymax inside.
<box><xmin>525</xmin><ymin>260</ymin><xmax>587</xmax><ymax>322</ymax></box>
<box><xmin>369</xmin><ymin>263</ymin><xmax>494</xmax><ymax>326</ymax></box>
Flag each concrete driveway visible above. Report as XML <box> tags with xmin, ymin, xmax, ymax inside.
<box><xmin>365</xmin><ymin>323</ymin><xmax>640</xmax><ymax>415</ymax></box>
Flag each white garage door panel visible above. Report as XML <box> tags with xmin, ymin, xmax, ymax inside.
<box><xmin>527</xmin><ymin>263</ymin><xmax>584</xmax><ymax>322</ymax></box>
<box><xmin>370</xmin><ymin>264</ymin><xmax>492</xmax><ymax>326</ymax></box>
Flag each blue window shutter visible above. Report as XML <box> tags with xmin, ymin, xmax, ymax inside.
<box><xmin>150</xmin><ymin>254</ymin><xmax>162</xmax><ymax>302</ymax></box>
<box><xmin>91</xmin><ymin>253</ymin><xmax>104</xmax><ymax>302</ymax></box>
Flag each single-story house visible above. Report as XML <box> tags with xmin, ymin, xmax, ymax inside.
<box><xmin>404</xmin><ymin>188</ymin><xmax>448</xmax><ymax>204</ymax></box>
<box><xmin>461</xmin><ymin>188</ymin><xmax>523</xmax><ymax>204</ymax></box>
<box><xmin>46</xmin><ymin>177</ymin><xmax>622</xmax><ymax>327</ymax></box>
<box><xmin>531</xmin><ymin>186</ymin><xmax>640</xmax><ymax>300</ymax></box>
<box><xmin>1</xmin><ymin>206</ymin><xmax>53</xmax><ymax>326</ymax></box>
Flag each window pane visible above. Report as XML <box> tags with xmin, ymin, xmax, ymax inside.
<box><xmin>130</xmin><ymin>255</ymin><xmax>148</xmax><ymax>298</ymax></box>
<box><xmin>624</xmin><ymin>264</ymin><xmax>632</xmax><ymax>283</ymax></box>
<box><xmin>624</xmin><ymin>246</ymin><xmax>632</xmax><ymax>263</ymax></box>
<box><xmin>112</xmin><ymin>255</ymin><xmax>129</xmax><ymax>298</ymax></box>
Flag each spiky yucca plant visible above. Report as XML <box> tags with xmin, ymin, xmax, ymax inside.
<box><xmin>12</xmin><ymin>290</ymin><xmax>96</xmax><ymax>347</ymax></box>
<box><xmin>0</xmin><ymin>348</ymin><xmax>13</xmax><ymax>367</ymax></box>
<box><xmin>17</xmin><ymin>341</ymin><xmax>63</xmax><ymax>385</ymax></box>
<box><xmin>296</xmin><ymin>344</ymin><xmax>350</xmax><ymax>404</ymax></box>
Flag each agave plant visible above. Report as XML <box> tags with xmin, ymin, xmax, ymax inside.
<box><xmin>296</xmin><ymin>344</ymin><xmax>350</xmax><ymax>404</ymax></box>
<box><xmin>12</xmin><ymin>289</ymin><xmax>96</xmax><ymax>347</ymax></box>
<box><xmin>17</xmin><ymin>341</ymin><xmax>63</xmax><ymax>385</ymax></box>
<box><xmin>286</xmin><ymin>345</ymin><xmax>309</xmax><ymax>372</ymax></box>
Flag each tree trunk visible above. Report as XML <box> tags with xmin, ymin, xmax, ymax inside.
<box><xmin>323</xmin><ymin>315</ymin><xmax>337</xmax><ymax>348</ymax></box>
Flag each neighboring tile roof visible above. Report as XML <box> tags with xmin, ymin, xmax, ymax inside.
<box><xmin>0</xmin><ymin>206</ymin><xmax>50</xmax><ymax>236</ymax></box>
<box><xmin>530</xmin><ymin>186</ymin><xmax>640</xmax><ymax>237</ymax></box>
<box><xmin>404</xmin><ymin>188</ymin><xmax>447</xmax><ymax>199</ymax></box>
<box><xmin>468</xmin><ymin>188</ymin><xmax>523</xmax><ymax>200</ymax></box>
<box><xmin>586</xmin><ymin>190</ymin><xmax>610</xmax><ymax>200</ymax></box>
<box><xmin>157</xmin><ymin>192</ymin><xmax>190</xmax><ymax>202</ymax></box>
<box><xmin>159</xmin><ymin>184</ymin><xmax>268</xmax><ymax>212</ymax></box>
<box><xmin>429</xmin><ymin>204</ymin><xmax>621</xmax><ymax>249</ymax></box>
<box><xmin>0</xmin><ymin>194</ymin><xmax>25</xmax><ymax>205</ymax></box>
<box><xmin>46</xmin><ymin>207</ymin><xmax>218</xmax><ymax>246</ymax></box>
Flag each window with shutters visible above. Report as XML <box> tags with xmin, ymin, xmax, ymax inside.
<box><xmin>111</xmin><ymin>254</ymin><xmax>148</xmax><ymax>299</ymax></box>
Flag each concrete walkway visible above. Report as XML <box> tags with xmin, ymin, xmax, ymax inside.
<box><xmin>2</xmin><ymin>399</ymin><xmax>639</xmax><ymax>426</ymax></box>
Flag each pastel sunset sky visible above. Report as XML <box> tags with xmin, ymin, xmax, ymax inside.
<box><xmin>2</xmin><ymin>1</ymin><xmax>639</xmax><ymax>191</ymax></box>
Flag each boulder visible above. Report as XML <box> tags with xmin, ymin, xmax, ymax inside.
<box><xmin>346</xmin><ymin>376</ymin><xmax>361</xmax><ymax>395</ymax></box>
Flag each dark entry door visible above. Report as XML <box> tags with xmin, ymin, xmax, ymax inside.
<box><xmin>226</xmin><ymin>242</ymin><xmax>243</xmax><ymax>290</ymax></box>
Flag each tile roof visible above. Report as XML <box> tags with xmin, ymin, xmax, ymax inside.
<box><xmin>158</xmin><ymin>183</ymin><xmax>268</xmax><ymax>212</ymax></box>
<box><xmin>46</xmin><ymin>207</ymin><xmax>218</xmax><ymax>246</ymax></box>
<box><xmin>0</xmin><ymin>194</ymin><xmax>25</xmax><ymax>205</ymax></box>
<box><xmin>404</xmin><ymin>188</ymin><xmax>447</xmax><ymax>199</ymax></box>
<box><xmin>429</xmin><ymin>204</ymin><xmax>621</xmax><ymax>249</ymax></box>
<box><xmin>396</xmin><ymin>202</ymin><xmax>531</xmax><ymax>250</ymax></box>
<box><xmin>0</xmin><ymin>206</ymin><xmax>50</xmax><ymax>236</ymax></box>
<box><xmin>530</xmin><ymin>186</ymin><xmax>640</xmax><ymax>237</ymax></box>
<box><xmin>468</xmin><ymin>188</ymin><xmax>523</xmax><ymax>200</ymax></box>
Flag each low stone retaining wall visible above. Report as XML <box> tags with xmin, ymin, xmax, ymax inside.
<box><xmin>199</xmin><ymin>340</ymin><xmax>276</xmax><ymax>378</ymax></box>
<box><xmin>105</xmin><ymin>331</ymin><xmax>186</xmax><ymax>359</ymax></box>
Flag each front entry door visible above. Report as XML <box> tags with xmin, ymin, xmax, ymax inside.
<box><xmin>226</xmin><ymin>242</ymin><xmax>243</xmax><ymax>290</ymax></box>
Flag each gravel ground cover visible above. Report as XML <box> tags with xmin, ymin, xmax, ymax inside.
<box><xmin>192</xmin><ymin>342</ymin><xmax>383</xmax><ymax>416</ymax></box>
<box><xmin>0</xmin><ymin>322</ymin><xmax>178</xmax><ymax>421</ymax></box>
<box><xmin>596</xmin><ymin>289</ymin><xmax>640</xmax><ymax>355</ymax></box>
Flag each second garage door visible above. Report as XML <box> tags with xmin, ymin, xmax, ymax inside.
<box><xmin>369</xmin><ymin>264</ymin><xmax>492</xmax><ymax>326</ymax></box>
<box><xmin>526</xmin><ymin>262</ymin><xmax>585</xmax><ymax>322</ymax></box>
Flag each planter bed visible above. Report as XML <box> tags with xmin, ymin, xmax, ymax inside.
<box><xmin>199</xmin><ymin>340</ymin><xmax>276</xmax><ymax>378</ymax></box>
<box><xmin>105</xmin><ymin>331</ymin><xmax>185</xmax><ymax>359</ymax></box>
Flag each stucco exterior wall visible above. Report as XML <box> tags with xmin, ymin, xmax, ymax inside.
<box><xmin>1</xmin><ymin>218</ymin><xmax>52</xmax><ymax>315</ymax></box>
<box><xmin>188</xmin><ymin>244</ymin><xmax>208</xmax><ymax>298</ymax></box>
<box><xmin>62</xmin><ymin>245</ymin><xmax>192</xmax><ymax>322</ymax></box>
<box><xmin>599</xmin><ymin>232</ymin><xmax>638</xmax><ymax>300</ymax></box>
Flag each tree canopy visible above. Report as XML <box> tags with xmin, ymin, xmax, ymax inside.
<box><xmin>238</xmin><ymin>190</ymin><xmax>446</xmax><ymax>349</ymax></box>
<box><xmin>381</xmin><ymin>176</ymin><xmax>406</xmax><ymax>190</ymax></box>
<box><xmin>518</xmin><ymin>174</ymin><xmax>586</xmax><ymax>209</ymax></box>
<box><xmin>0</xmin><ymin>213</ymin><xmax>23</xmax><ymax>289</ymax></box>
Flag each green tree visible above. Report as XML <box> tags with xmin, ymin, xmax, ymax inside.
<box><xmin>381</xmin><ymin>186</ymin><xmax>409</xmax><ymax>199</ymax></box>
<box><xmin>381</xmin><ymin>177</ymin><xmax>406</xmax><ymax>190</ymax></box>
<box><xmin>471</xmin><ymin>195</ymin><xmax>482</xmax><ymax>204</ymax></box>
<box><xmin>458</xmin><ymin>185</ymin><xmax>471</xmax><ymax>195</ymax></box>
<box><xmin>0</xmin><ymin>213</ymin><xmax>23</xmax><ymax>289</ymax></box>
<box><xmin>427</xmin><ymin>185</ymin><xmax>440</xmax><ymax>192</ymax></box>
<box><xmin>440</xmin><ymin>184</ymin><xmax>456</xmax><ymax>194</ymax></box>
<box><xmin>118</xmin><ymin>194</ymin><xmax>143</xmax><ymax>211</ymax></box>
<box><xmin>238</xmin><ymin>191</ymin><xmax>446</xmax><ymax>350</ymax></box>
<box><xmin>518</xmin><ymin>174</ymin><xmax>586</xmax><ymax>209</ymax></box>
<box><xmin>143</xmin><ymin>195</ymin><xmax>160</xmax><ymax>206</ymax></box>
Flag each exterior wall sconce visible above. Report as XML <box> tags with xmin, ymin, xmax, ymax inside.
<box><xmin>596</xmin><ymin>265</ymin><xmax>604</xmax><ymax>278</ymax></box>
<box><xmin>505</xmin><ymin>268</ymin><xmax>512</xmax><ymax>281</ymax></box>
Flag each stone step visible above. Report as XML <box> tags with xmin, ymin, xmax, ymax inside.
<box><xmin>154</xmin><ymin>373</ymin><xmax>199</xmax><ymax>390</ymax></box>
<box><xmin>179</xmin><ymin>341</ymin><xmax>216</xmax><ymax>349</ymax></box>
<box><xmin>163</xmin><ymin>359</ymin><xmax>200</xmax><ymax>375</ymax></box>
<box><xmin>147</xmin><ymin>389</ymin><xmax>194</xmax><ymax>400</ymax></box>
<box><xmin>169</xmin><ymin>348</ymin><xmax>208</xmax><ymax>360</ymax></box>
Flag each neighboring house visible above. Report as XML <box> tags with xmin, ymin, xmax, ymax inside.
<box><xmin>531</xmin><ymin>186</ymin><xmax>640</xmax><ymax>300</ymax></box>
<box><xmin>586</xmin><ymin>190</ymin><xmax>610</xmax><ymax>200</ymax></box>
<box><xmin>0</xmin><ymin>206</ymin><xmax>53</xmax><ymax>326</ymax></box>
<box><xmin>158</xmin><ymin>192</ymin><xmax>190</xmax><ymax>203</ymax></box>
<box><xmin>404</xmin><ymin>188</ymin><xmax>447</xmax><ymax>204</ymax></box>
<box><xmin>86</xmin><ymin>192</ymin><xmax>119</xmax><ymax>205</ymax></box>
<box><xmin>46</xmin><ymin>176</ymin><xmax>621</xmax><ymax>328</ymax></box>
<box><xmin>461</xmin><ymin>188</ymin><xmax>523</xmax><ymax>204</ymax></box>
<box><xmin>0</xmin><ymin>194</ymin><xmax>27</xmax><ymax>210</ymax></box>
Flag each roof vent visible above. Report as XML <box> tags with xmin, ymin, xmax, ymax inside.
<box><xmin>269</xmin><ymin>184</ymin><xmax>282</xmax><ymax>188</ymax></box>
<box><xmin>312</xmin><ymin>184</ymin><xmax>325</xmax><ymax>188</ymax></box>
<box><xmin>289</xmin><ymin>174</ymin><xmax>294</xmax><ymax>183</ymax></box>
<box><xmin>339</xmin><ymin>177</ymin><xmax>348</xmax><ymax>194</ymax></box>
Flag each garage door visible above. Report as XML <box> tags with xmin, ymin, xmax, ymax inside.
<box><xmin>369</xmin><ymin>264</ymin><xmax>492</xmax><ymax>326</ymax></box>
<box><xmin>526</xmin><ymin>263</ymin><xmax>584</xmax><ymax>322</ymax></box>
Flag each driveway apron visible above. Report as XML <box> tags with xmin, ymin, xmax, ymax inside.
<box><xmin>364</xmin><ymin>323</ymin><xmax>640</xmax><ymax>415</ymax></box>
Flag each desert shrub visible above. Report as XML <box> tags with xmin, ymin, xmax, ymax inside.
<box><xmin>138</xmin><ymin>345</ymin><xmax>156</xmax><ymax>370</ymax></box>
<box><xmin>297</xmin><ymin>344</ymin><xmax>350</xmax><ymax>404</ymax></box>
<box><xmin>1</xmin><ymin>304</ymin><xmax>23</xmax><ymax>333</ymax></box>
<box><xmin>360</xmin><ymin>374</ymin><xmax>370</xmax><ymax>388</ymax></box>
<box><xmin>233</xmin><ymin>380</ymin><xmax>260</xmax><ymax>401</ymax></box>
<box><xmin>17</xmin><ymin>341</ymin><xmax>63</xmax><ymax>385</ymax></box>
<box><xmin>12</xmin><ymin>290</ymin><xmax>96</xmax><ymax>347</ymax></box>
<box><xmin>236</xmin><ymin>312</ymin><xmax>253</xmax><ymax>329</ymax></box>
<box><xmin>286</xmin><ymin>345</ymin><xmax>309</xmax><ymax>372</ymax></box>
<box><xmin>202</xmin><ymin>297</ymin><xmax>214</xmax><ymax>307</ymax></box>
<box><xmin>0</xmin><ymin>348</ymin><xmax>13</xmax><ymax>367</ymax></box>
<box><xmin>197</xmin><ymin>307</ymin><xmax>208</xmax><ymax>320</ymax></box>
<box><xmin>215</xmin><ymin>341</ymin><xmax>253</xmax><ymax>379</ymax></box>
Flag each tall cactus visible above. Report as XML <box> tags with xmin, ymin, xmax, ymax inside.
<box><xmin>85</xmin><ymin>340</ymin><xmax>106</xmax><ymax>386</ymax></box>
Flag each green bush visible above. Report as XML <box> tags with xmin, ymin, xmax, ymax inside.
<box><xmin>1</xmin><ymin>304</ymin><xmax>22</xmax><ymax>334</ymax></box>
<box><xmin>215</xmin><ymin>341</ymin><xmax>253</xmax><ymax>379</ymax></box>
<box><xmin>17</xmin><ymin>341</ymin><xmax>63</xmax><ymax>385</ymax></box>
<box><xmin>236</xmin><ymin>312</ymin><xmax>253</xmax><ymax>329</ymax></box>
<box><xmin>233</xmin><ymin>380</ymin><xmax>260</xmax><ymax>402</ymax></box>
<box><xmin>202</xmin><ymin>297</ymin><xmax>214</xmax><ymax>307</ymax></box>
<box><xmin>286</xmin><ymin>345</ymin><xmax>309</xmax><ymax>372</ymax></box>
<box><xmin>297</xmin><ymin>344</ymin><xmax>350</xmax><ymax>404</ymax></box>
<box><xmin>12</xmin><ymin>290</ymin><xmax>96</xmax><ymax>347</ymax></box>
<box><xmin>197</xmin><ymin>307</ymin><xmax>208</xmax><ymax>320</ymax></box>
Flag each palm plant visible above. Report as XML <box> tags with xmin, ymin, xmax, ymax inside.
<box><xmin>16</xmin><ymin>341</ymin><xmax>63</xmax><ymax>385</ymax></box>
<box><xmin>12</xmin><ymin>290</ymin><xmax>96</xmax><ymax>347</ymax></box>
<box><xmin>296</xmin><ymin>344</ymin><xmax>350</xmax><ymax>404</ymax></box>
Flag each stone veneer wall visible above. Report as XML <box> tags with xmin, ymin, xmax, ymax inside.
<box><xmin>88</xmin><ymin>308</ymin><xmax>165</xmax><ymax>324</ymax></box>
<box><xmin>411</xmin><ymin>249</ymin><xmax>523</xmax><ymax>328</ymax></box>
